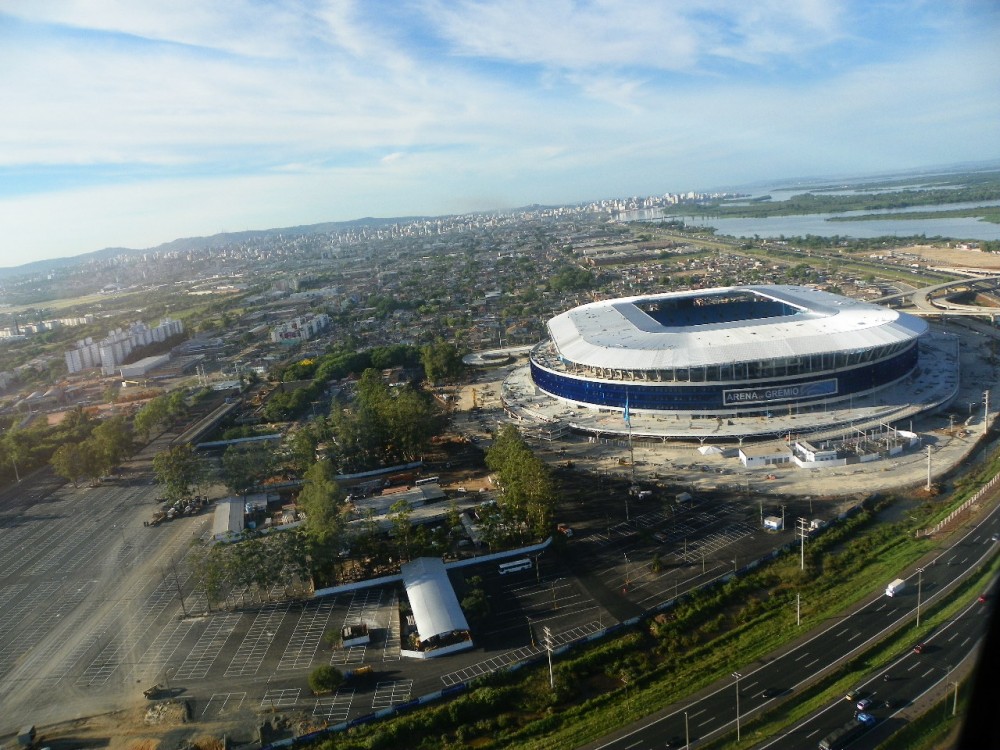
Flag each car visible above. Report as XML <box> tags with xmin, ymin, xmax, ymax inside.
<box><xmin>653</xmin><ymin>531</ymin><xmax>669</xmax><ymax>543</ymax></box>
<box><xmin>856</xmin><ymin>712</ymin><xmax>877</xmax><ymax>727</ymax></box>
<box><xmin>978</xmin><ymin>593</ymin><xmax>988</xmax><ymax>603</ymax></box>
<box><xmin>845</xmin><ymin>689</ymin><xmax>860</xmax><ymax>702</ymax></box>
<box><xmin>856</xmin><ymin>698</ymin><xmax>873</xmax><ymax>712</ymax></box>
<box><xmin>913</xmin><ymin>642</ymin><xmax>926</xmax><ymax>654</ymax></box>
<box><xmin>992</xmin><ymin>533</ymin><xmax>999</xmax><ymax>542</ymax></box>
<box><xmin>761</xmin><ymin>688</ymin><xmax>781</xmax><ymax>699</ymax></box>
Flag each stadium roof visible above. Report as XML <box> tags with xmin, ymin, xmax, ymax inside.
<box><xmin>546</xmin><ymin>285</ymin><xmax>928</xmax><ymax>371</ymax></box>
<box><xmin>400</xmin><ymin>557</ymin><xmax>470</xmax><ymax>641</ymax></box>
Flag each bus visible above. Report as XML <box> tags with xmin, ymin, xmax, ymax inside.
<box><xmin>498</xmin><ymin>558</ymin><xmax>532</xmax><ymax>575</ymax></box>
<box><xmin>415</xmin><ymin>476</ymin><xmax>440</xmax><ymax>486</ymax></box>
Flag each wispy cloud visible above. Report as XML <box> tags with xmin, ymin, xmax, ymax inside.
<box><xmin>0</xmin><ymin>0</ymin><xmax>997</xmax><ymax>264</ymax></box>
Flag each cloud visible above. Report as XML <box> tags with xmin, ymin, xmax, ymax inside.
<box><xmin>0</xmin><ymin>0</ymin><xmax>998</xmax><ymax>264</ymax></box>
<box><xmin>425</xmin><ymin>0</ymin><xmax>848</xmax><ymax>73</ymax></box>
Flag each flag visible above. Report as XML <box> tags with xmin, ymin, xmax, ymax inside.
<box><xmin>623</xmin><ymin>392</ymin><xmax>631</xmax><ymax>426</ymax></box>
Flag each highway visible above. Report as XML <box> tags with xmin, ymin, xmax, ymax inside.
<box><xmin>587</xmin><ymin>501</ymin><xmax>1000</xmax><ymax>749</ymax></box>
<box><xmin>758</xmin><ymin>592</ymin><xmax>991</xmax><ymax>749</ymax></box>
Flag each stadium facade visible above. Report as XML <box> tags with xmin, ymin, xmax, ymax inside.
<box><xmin>529</xmin><ymin>286</ymin><xmax>928</xmax><ymax>417</ymax></box>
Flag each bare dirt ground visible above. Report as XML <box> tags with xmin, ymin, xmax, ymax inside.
<box><xmin>908</xmin><ymin>244</ymin><xmax>1000</xmax><ymax>269</ymax></box>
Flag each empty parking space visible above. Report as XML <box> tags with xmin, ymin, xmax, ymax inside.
<box><xmin>313</xmin><ymin>689</ymin><xmax>355</xmax><ymax>721</ymax></box>
<box><xmin>277</xmin><ymin>600</ymin><xmax>335</xmax><ymax>671</ymax></box>
<box><xmin>371</xmin><ymin>679</ymin><xmax>413</xmax><ymax>709</ymax></box>
<box><xmin>440</xmin><ymin>620</ymin><xmax>604</xmax><ymax>686</ymax></box>
<box><xmin>261</xmin><ymin>688</ymin><xmax>301</xmax><ymax>710</ymax></box>
<box><xmin>225</xmin><ymin>602</ymin><xmax>289</xmax><ymax>678</ymax></box>
<box><xmin>172</xmin><ymin>612</ymin><xmax>243</xmax><ymax>681</ymax></box>
<box><xmin>203</xmin><ymin>691</ymin><xmax>247</xmax><ymax>716</ymax></box>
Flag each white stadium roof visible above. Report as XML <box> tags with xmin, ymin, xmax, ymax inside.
<box><xmin>546</xmin><ymin>285</ymin><xmax>928</xmax><ymax>371</ymax></box>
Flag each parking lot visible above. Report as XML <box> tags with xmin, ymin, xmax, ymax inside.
<box><xmin>0</xmin><ymin>418</ymin><xmax>871</xmax><ymax>738</ymax></box>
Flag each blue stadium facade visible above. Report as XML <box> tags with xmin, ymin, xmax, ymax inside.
<box><xmin>529</xmin><ymin>286</ymin><xmax>928</xmax><ymax>417</ymax></box>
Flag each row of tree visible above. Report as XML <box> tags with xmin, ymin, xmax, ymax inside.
<box><xmin>482</xmin><ymin>425</ymin><xmax>556</xmax><ymax>546</ymax></box>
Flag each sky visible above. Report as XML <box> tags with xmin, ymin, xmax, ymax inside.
<box><xmin>1</xmin><ymin>0</ymin><xmax>999</xmax><ymax>267</ymax></box>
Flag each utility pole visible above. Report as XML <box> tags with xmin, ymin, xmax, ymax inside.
<box><xmin>926</xmin><ymin>446</ymin><xmax>932</xmax><ymax>491</ymax></box>
<box><xmin>797</xmin><ymin>518</ymin><xmax>809</xmax><ymax>570</ymax></box>
<box><xmin>732</xmin><ymin>672</ymin><xmax>742</xmax><ymax>742</ymax></box>
<box><xmin>543</xmin><ymin>626</ymin><xmax>555</xmax><ymax>690</ymax></box>
<box><xmin>985</xmin><ymin>389</ymin><xmax>991</xmax><ymax>435</ymax></box>
<box><xmin>916</xmin><ymin>566</ymin><xmax>924</xmax><ymax>627</ymax></box>
<box><xmin>797</xmin><ymin>592</ymin><xmax>801</xmax><ymax>627</ymax></box>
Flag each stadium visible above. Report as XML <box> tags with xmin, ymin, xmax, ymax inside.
<box><xmin>528</xmin><ymin>285</ymin><xmax>930</xmax><ymax>419</ymax></box>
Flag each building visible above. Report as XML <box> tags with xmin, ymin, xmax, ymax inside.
<box><xmin>529</xmin><ymin>285</ymin><xmax>928</xmax><ymax>417</ymax></box>
<box><xmin>64</xmin><ymin>319</ymin><xmax>184</xmax><ymax>374</ymax></box>
<box><xmin>270</xmin><ymin>313</ymin><xmax>331</xmax><ymax>344</ymax></box>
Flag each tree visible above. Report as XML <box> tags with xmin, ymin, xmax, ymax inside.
<box><xmin>221</xmin><ymin>441</ymin><xmax>277</xmax><ymax>499</ymax></box>
<box><xmin>297</xmin><ymin>460</ymin><xmax>347</xmax><ymax>580</ymax></box>
<box><xmin>485</xmin><ymin>425</ymin><xmax>555</xmax><ymax>543</ymax></box>
<box><xmin>420</xmin><ymin>340</ymin><xmax>465</xmax><ymax>384</ymax></box>
<box><xmin>308</xmin><ymin>665</ymin><xmax>344</xmax><ymax>694</ymax></box>
<box><xmin>91</xmin><ymin>415</ymin><xmax>135</xmax><ymax>474</ymax></box>
<box><xmin>133</xmin><ymin>395</ymin><xmax>171</xmax><ymax>440</ymax></box>
<box><xmin>388</xmin><ymin>499</ymin><xmax>413</xmax><ymax>562</ymax></box>
<box><xmin>153</xmin><ymin>444</ymin><xmax>206</xmax><ymax>501</ymax></box>
<box><xmin>50</xmin><ymin>443</ymin><xmax>88</xmax><ymax>487</ymax></box>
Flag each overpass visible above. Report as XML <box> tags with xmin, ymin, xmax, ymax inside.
<box><xmin>876</xmin><ymin>275</ymin><xmax>1000</xmax><ymax>307</ymax></box>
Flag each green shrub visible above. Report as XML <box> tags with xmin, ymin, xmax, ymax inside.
<box><xmin>308</xmin><ymin>664</ymin><xmax>343</xmax><ymax>694</ymax></box>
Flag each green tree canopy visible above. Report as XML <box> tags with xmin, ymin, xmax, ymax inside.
<box><xmin>420</xmin><ymin>340</ymin><xmax>465</xmax><ymax>384</ymax></box>
<box><xmin>221</xmin><ymin>441</ymin><xmax>278</xmax><ymax>498</ymax></box>
<box><xmin>485</xmin><ymin>425</ymin><xmax>556</xmax><ymax>544</ymax></box>
<box><xmin>153</xmin><ymin>444</ymin><xmax>207</xmax><ymax>501</ymax></box>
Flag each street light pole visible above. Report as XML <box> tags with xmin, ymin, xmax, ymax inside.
<box><xmin>917</xmin><ymin>567</ymin><xmax>924</xmax><ymax>627</ymax></box>
<box><xmin>732</xmin><ymin>671</ymin><xmax>742</xmax><ymax>742</ymax></box>
<box><xmin>623</xmin><ymin>553</ymin><xmax>631</xmax><ymax>591</ymax></box>
<box><xmin>685</xmin><ymin>710</ymin><xmax>690</xmax><ymax>750</ymax></box>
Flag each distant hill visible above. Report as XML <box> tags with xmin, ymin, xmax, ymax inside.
<box><xmin>0</xmin><ymin>216</ymin><xmax>427</xmax><ymax>280</ymax></box>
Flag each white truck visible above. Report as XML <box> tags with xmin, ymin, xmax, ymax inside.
<box><xmin>885</xmin><ymin>578</ymin><xmax>906</xmax><ymax>597</ymax></box>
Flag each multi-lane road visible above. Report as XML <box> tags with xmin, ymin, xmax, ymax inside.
<box><xmin>588</xmin><ymin>502</ymin><xmax>999</xmax><ymax>749</ymax></box>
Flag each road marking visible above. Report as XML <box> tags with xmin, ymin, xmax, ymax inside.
<box><xmin>687</xmin><ymin>708</ymin><xmax>706</xmax><ymax>719</ymax></box>
<box><xmin>804</xmin><ymin>658</ymin><xmax>819</xmax><ymax>669</ymax></box>
<box><xmin>794</xmin><ymin>652</ymin><xmax>810</xmax><ymax>661</ymax></box>
<box><xmin>922</xmin><ymin>668</ymin><xmax>935</xmax><ymax>678</ymax></box>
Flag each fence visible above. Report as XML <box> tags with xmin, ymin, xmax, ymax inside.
<box><xmin>917</xmin><ymin>471</ymin><xmax>1000</xmax><ymax>537</ymax></box>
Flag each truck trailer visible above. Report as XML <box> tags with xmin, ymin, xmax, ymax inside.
<box><xmin>885</xmin><ymin>578</ymin><xmax>906</xmax><ymax>597</ymax></box>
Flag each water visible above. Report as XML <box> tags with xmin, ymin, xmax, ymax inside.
<box><xmin>621</xmin><ymin>201</ymin><xmax>1000</xmax><ymax>240</ymax></box>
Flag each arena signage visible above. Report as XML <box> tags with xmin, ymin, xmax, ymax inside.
<box><xmin>723</xmin><ymin>379</ymin><xmax>838</xmax><ymax>406</ymax></box>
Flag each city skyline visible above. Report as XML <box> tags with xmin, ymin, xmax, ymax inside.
<box><xmin>2</xmin><ymin>0</ymin><xmax>999</xmax><ymax>265</ymax></box>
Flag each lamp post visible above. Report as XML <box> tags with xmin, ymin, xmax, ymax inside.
<box><xmin>916</xmin><ymin>567</ymin><xmax>924</xmax><ymax>627</ymax></box>
<box><xmin>623</xmin><ymin>553</ymin><xmax>631</xmax><ymax>591</ymax></box>
<box><xmin>732</xmin><ymin>671</ymin><xmax>742</xmax><ymax>742</ymax></box>
<box><xmin>685</xmin><ymin>709</ymin><xmax>690</xmax><ymax>749</ymax></box>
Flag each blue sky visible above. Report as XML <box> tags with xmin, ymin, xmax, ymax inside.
<box><xmin>1</xmin><ymin>0</ymin><xmax>998</xmax><ymax>265</ymax></box>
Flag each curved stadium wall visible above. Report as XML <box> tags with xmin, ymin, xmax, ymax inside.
<box><xmin>529</xmin><ymin>286</ymin><xmax>927</xmax><ymax>417</ymax></box>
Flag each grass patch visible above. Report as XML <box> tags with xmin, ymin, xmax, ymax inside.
<box><xmin>315</xmin><ymin>465</ymin><xmax>1000</xmax><ymax>750</ymax></box>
